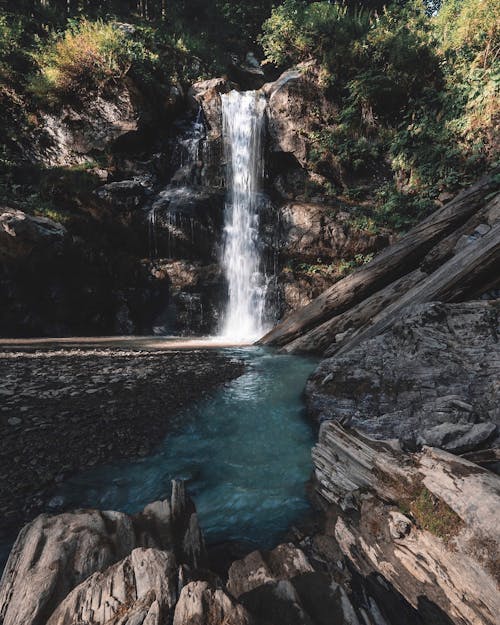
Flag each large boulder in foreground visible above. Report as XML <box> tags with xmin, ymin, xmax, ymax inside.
<box><xmin>0</xmin><ymin>481</ymin><xmax>205</xmax><ymax>625</ymax></box>
<box><xmin>173</xmin><ymin>581</ymin><xmax>254</xmax><ymax>625</ymax></box>
<box><xmin>47</xmin><ymin>548</ymin><xmax>178</xmax><ymax>625</ymax></box>
<box><xmin>307</xmin><ymin>300</ymin><xmax>500</xmax><ymax>451</ymax></box>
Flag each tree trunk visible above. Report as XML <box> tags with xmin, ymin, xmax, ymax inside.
<box><xmin>331</xmin><ymin>220</ymin><xmax>500</xmax><ymax>358</ymax></box>
<box><xmin>259</xmin><ymin>173</ymin><xmax>499</xmax><ymax>348</ymax></box>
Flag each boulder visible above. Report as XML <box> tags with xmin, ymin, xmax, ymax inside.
<box><xmin>46</xmin><ymin>548</ymin><xmax>178</xmax><ymax>625</ymax></box>
<box><xmin>189</xmin><ymin>78</ymin><xmax>234</xmax><ymax>141</ymax></box>
<box><xmin>0</xmin><ymin>509</ymin><xmax>136</xmax><ymax>625</ymax></box>
<box><xmin>307</xmin><ymin>301</ymin><xmax>500</xmax><ymax>449</ymax></box>
<box><xmin>418</xmin><ymin>422</ymin><xmax>497</xmax><ymax>454</ymax></box>
<box><xmin>37</xmin><ymin>78</ymin><xmax>174</xmax><ymax>168</ymax></box>
<box><xmin>0</xmin><ymin>481</ymin><xmax>205</xmax><ymax>625</ymax></box>
<box><xmin>263</xmin><ymin>64</ymin><xmax>337</xmax><ymax>171</ymax></box>
<box><xmin>0</xmin><ymin>207</ymin><xmax>66</xmax><ymax>260</ymax></box>
<box><xmin>313</xmin><ymin>421</ymin><xmax>500</xmax><ymax>625</ymax></box>
<box><xmin>228</xmin><ymin>53</ymin><xmax>266</xmax><ymax>90</ymax></box>
<box><xmin>227</xmin><ymin>544</ymin><xmax>313</xmax><ymax>599</ymax></box>
<box><xmin>95</xmin><ymin>179</ymin><xmax>149</xmax><ymax>210</ymax></box>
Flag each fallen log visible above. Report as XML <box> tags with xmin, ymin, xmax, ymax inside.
<box><xmin>281</xmin><ymin>269</ymin><xmax>426</xmax><ymax>354</ymax></box>
<box><xmin>330</xmin><ymin>220</ymin><xmax>500</xmax><ymax>358</ymax></box>
<box><xmin>259</xmin><ymin>174</ymin><xmax>499</xmax><ymax>347</ymax></box>
<box><xmin>421</xmin><ymin>193</ymin><xmax>500</xmax><ymax>272</ymax></box>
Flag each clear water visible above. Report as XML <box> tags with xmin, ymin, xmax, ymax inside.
<box><xmin>220</xmin><ymin>91</ymin><xmax>269</xmax><ymax>341</ymax></box>
<box><xmin>53</xmin><ymin>347</ymin><xmax>316</xmax><ymax>548</ymax></box>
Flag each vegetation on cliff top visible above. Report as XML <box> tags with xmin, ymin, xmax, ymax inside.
<box><xmin>0</xmin><ymin>0</ymin><xmax>498</xmax><ymax>232</ymax></box>
<box><xmin>261</xmin><ymin>0</ymin><xmax>499</xmax><ymax>229</ymax></box>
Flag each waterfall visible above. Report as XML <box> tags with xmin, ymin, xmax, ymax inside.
<box><xmin>220</xmin><ymin>90</ymin><xmax>268</xmax><ymax>341</ymax></box>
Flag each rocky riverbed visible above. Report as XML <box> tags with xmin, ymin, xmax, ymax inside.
<box><xmin>0</xmin><ymin>345</ymin><xmax>244</xmax><ymax>535</ymax></box>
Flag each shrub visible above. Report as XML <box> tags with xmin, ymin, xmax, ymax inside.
<box><xmin>29</xmin><ymin>20</ymin><xmax>133</xmax><ymax>99</ymax></box>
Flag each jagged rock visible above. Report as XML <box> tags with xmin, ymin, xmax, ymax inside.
<box><xmin>0</xmin><ymin>207</ymin><xmax>66</xmax><ymax>260</ymax></box>
<box><xmin>150</xmin><ymin>185</ymin><xmax>225</xmax><ymax>262</ymax></box>
<box><xmin>226</xmin><ymin>543</ymin><xmax>353</xmax><ymax>625</ymax></box>
<box><xmin>46</xmin><ymin>548</ymin><xmax>178</xmax><ymax>625</ymax></box>
<box><xmin>0</xmin><ymin>481</ymin><xmax>205</xmax><ymax>625</ymax></box>
<box><xmin>0</xmin><ymin>509</ymin><xmax>136</xmax><ymax>625</ymax></box>
<box><xmin>189</xmin><ymin>78</ymin><xmax>234</xmax><ymax>141</ymax></box>
<box><xmin>227</xmin><ymin>543</ymin><xmax>313</xmax><ymax>599</ymax></box>
<box><xmin>307</xmin><ymin>301</ymin><xmax>500</xmax><ymax>449</ymax></box>
<box><xmin>173</xmin><ymin>581</ymin><xmax>254</xmax><ymax>625</ymax></box>
<box><xmin>149</xmin><ymin>259</ymin><xmax>223</xmax><ymax>335</ymax></box>
<box><xmin>313</xmin><ymin>422</ymin><xmax>500</xmax><ymax>625</ymax></box>
<box><xmin>36</xmin><ymin>78</ymin><xmax>175</xmax><ymax>168</ymax></box>
<box><xmin>228</xmin><ymin>52</ymin><xmax>266</xmax><ymax>90</ymax></box>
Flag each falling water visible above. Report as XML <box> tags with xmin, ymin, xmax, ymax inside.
<box><xmin>220</xmin><ymin>90</ymin><xmax>268</xmax><ymax>341</ymax></box>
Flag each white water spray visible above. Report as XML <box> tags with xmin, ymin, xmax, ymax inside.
<box><xmin>220</xmin><ymin>90</ymin><xmax>268</xmax><ymax>341</ymax></box>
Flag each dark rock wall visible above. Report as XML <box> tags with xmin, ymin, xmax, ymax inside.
<box><xmin>0</xmin><ymin>66</ymin><xmax>395</xmax><ymax>337</ymax></box>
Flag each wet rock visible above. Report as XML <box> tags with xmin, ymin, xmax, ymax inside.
<box><xmin>148</xmin><ymin>259</ymin><xmax>223</xmax><ymax>335</ymax></box>
<box><xmin>95</xmin><ymin>179</ymin><xmax>148</xmax><ymax>210</ymax></box>
<box><xmin>189</xmin><ymin>78</ymin><xmax>234</xmax><ymax>141</ymax></box>
<box><xmin>150</xmin><ymin>185</ymin><xmax>225</xmax><ymax>262</ymax></box>
<box><xmin>228</xmin><ymin>53</ymin><xmax>266</xmax><ymax>90</ymax></box>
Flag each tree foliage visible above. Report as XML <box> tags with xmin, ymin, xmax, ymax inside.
<box><xmin>0</xmin><ymin>0</ymin><xmax>498</xmax><ymax>232</ymax></box>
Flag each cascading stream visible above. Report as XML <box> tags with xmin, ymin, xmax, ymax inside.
<box><xmin>220</xmin><ymin>90</ymin><xmax>268</xmax><ymax>341</ymax></box>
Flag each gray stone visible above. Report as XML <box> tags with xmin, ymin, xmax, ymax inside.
<box><xmin>307</xmin><ymin>301</ymin><xmax>500</xmax><ymax>450</ymax></box>
<box><xmin>46</xmin><ymin>548</ymin><xmax>178</xmax><ymax>625</ymax></box>
<box><xmin>0</xmin><ymin>207</ymin><xmax>66</xmax><ymax>260</ymax></box>
<box><xmin>419</xmin><ymin>422</ymin><xmax>497</xmax><ymax>454</ymax></box>
<box><xmin>95</xmin><ymin>179</ymin><xmax>147</xmax><ymax>210</ymax></box>
<box><xmin>173</xmin><ymin>581</ymin><xmax>254</xmax><ymax>625</ymax></box>
<box><xmin>0</xmin><ymin>481</ymin><xmax>205</xmax><ymax>625</ymax></box>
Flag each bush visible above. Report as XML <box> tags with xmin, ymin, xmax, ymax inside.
<box><xmin>29</xmin><ymin>20</ymin><xmax>134</xmax><ymax>99</ymax></box>
<box><xmin>434</xmin><ymin>0</ymin><xmax>500</xmax><ymax>161</ymax></box>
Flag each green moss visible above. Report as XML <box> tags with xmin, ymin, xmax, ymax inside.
<box><xmin>399</xmin><ymin>485</ymin><xmax>463</xmax><ymax>542</ymax></box>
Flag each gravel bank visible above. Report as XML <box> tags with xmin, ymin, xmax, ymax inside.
<box><xmin>0</xmin><ymin>347</ymin><xmax>244</xmax><ymax>536</ymax></box>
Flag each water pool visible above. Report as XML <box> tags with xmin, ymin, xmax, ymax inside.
<box><xmin>55</xmin><ymin>347</ymin><xmax>317</xmax><ymax>548</ymax></box>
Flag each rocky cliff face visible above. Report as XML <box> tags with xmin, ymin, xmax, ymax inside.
<box><xmin>1</xmin><ymin>62</ymin><xmax>400</xmax><ymax>337</ymax></box>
